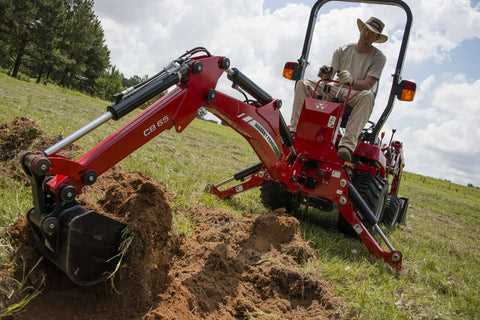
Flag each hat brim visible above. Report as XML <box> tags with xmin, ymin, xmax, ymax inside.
<box><xmin>357</xmin><ymin>18</ymin><xmax>388</xmax><ymax>43</ymax></box>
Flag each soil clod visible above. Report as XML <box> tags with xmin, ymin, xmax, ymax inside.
<box><xmin>0</xmin><ymin>117</ymin><xmax>78</xmax><ymax>184</ymax></box>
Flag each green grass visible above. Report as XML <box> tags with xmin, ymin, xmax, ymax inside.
<box><xmin>0</xmin><ymin>72</ymin><xmax>479</xmax><ymax>319</ymax></box>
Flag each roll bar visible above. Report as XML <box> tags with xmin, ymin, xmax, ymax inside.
<box><xmin>297</xmin><ymin>0</ymin><xmax>413</xmax><ymax>142</ymax></box>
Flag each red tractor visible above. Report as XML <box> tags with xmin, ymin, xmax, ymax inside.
<box><xmin>21</xmin><ymin>0</ymin><xmax>415</xmax><ymax>286</ymax></box>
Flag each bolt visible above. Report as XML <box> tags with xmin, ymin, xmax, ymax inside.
<box><xmin>40</xmin><ymin>164</ymin><xmax>48</xmax><ymax>171</ymax></box>
<box><xmin>60</xmin><ymin>185</ymin><xmax>76</xmax><ymax>202</ymax></box>
<box><xmin>392</xmin><ymin>252</ymin><xmax>401</xmax><ymax>262</ymax></box>
<box><xmin>340</xmin><ymin>179</ymin><xmax>347</xmax><ymax>188</ymax></box>
<box><xmin>192</xmin><ymin>62</ymin><xmax>203</xmax><ymax>74</ymax></box>
<box><xmin>339</xmin><ymin>196</ymin><xmax>347</xmax><ymax>205</ymax></box>
<box><xmin>207</xmin><ymin>89</ymin><xmax>216</xmax><ymax>102</ymax></box>
<box><xmin>218</xmin><ymin>57</ymin><xmax>230</xmax><ymax>70</ymax></box>
<box><xmin>82</xmin><ymin>171</ymin><xmax>97</xmax><ymax>185</ymax></box>
<box><xmin>42</xmin><ymin>217</ymin><xmax>58</xmax><ymax>236</ymax></box>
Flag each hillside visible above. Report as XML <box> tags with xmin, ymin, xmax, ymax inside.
<box><xmin>0</xmin><ymin>73</ymin><xmax>479</xmax><ymax>319</ymax></box>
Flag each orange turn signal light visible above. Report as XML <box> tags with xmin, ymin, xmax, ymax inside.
<box><xmin>283</xmin><ymin>62</ymin><xmax>298</xmax><ymax>80</ymax></box>
<box><xmin>397</xmin><ymin>80</ymin><xmax>416</xmax><ymax>102</ymax></box>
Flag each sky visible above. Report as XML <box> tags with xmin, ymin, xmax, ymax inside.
<box><xmin>93</xmin><ymin>0</ymin><xmax>480</xmax><ymax>186</ymax></box>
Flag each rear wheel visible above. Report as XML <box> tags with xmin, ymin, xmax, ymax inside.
<box><xmin>260</xmin><ymin>181</ymin><xmax>300</xmax><ymax>213</ymax></box>
<box><xmin>337</xmin><ymin>172</ymin><xmax>388</xmax><ymax>234</ymax></box>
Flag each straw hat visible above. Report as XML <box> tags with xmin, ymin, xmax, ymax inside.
<box><xmin>357</xmin><ymin>17</ymin><xmax>388</xmax><ymax>43</ymax></box>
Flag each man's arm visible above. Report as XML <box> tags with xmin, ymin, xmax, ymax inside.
<box><xmin>352</xmin><ymin>76</ymin><xmax>378</xmax><ymax>91</ymax></box>
<box><xmin>353</xmin><ymin>50</ymin><xmax>386</xmax><ymax>91</ymax></box>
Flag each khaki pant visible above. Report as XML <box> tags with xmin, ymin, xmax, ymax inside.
<box><xmin>291</xmin><ymin>80</ymin><xmax>374</xmax><ymax>152</ymax></box>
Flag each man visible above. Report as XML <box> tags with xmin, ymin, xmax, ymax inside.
<box><xmin>290</xmin><ymin>17</ymin><xmax>388</xmax><ymax>162</ymax></box>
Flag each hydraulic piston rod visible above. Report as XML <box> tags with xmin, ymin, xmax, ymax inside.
<box><xmin>44</xmin><ymin>112</ymin><xmax>113</xmax><ymax>156</ymax></box>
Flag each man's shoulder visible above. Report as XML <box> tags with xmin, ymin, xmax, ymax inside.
<box><xmin>337</xmin><ymin>43</ymin><xmax>356</xmax><ymax>52</ymax></box>
<box><xmin>373</xmin><ymin>47</ymin><xmax>386</xmax><ymax>62</ymax></box>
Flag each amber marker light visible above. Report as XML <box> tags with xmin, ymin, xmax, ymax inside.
<box><xmin>397</xmin><ymin>80</ymin><xmax>416</xmax><ymax>102</ymax></box>
<box><xmin>282</xmin><ymin>62</ymin><xmax>298</xmax><ymax>80</ymax></box>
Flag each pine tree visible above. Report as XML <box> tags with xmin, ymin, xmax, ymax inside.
<box><xmin>0</xmin><ymin>0</ymin><xmax>38</xmax><ymax>77</ymax></box>
<box><xmin>94</xmin><ymin>65</ymin><xmax>123</xmax><ymax>101</ymax></box>
<box><xmin>31</xmin><ymin>0</ymin><xmax>67</xmax><ymax>83</ymax></box>
<box><xmin>59</xmin><ymin>0</ymin><xmax>109</xmax><ymax>91</ymax></box>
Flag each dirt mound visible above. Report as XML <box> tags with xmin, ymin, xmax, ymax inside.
<box><xmin>148</xmin><ymin>208</ymin><xmax>339</xmax><ymax>320</ymax></box>
<box><xmin>0</xmin><ymin>117</ymin><xmax>77</xmax><ymax>183</ymax></box>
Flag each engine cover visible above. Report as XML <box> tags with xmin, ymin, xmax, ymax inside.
<box><xmin>294</xmin><ymin>97</ymin><xmax>343</xmax><ymax>161</ymax></box>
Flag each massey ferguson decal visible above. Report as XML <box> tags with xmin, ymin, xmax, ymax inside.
<box><xmin>240</xmin><ymin>115</ymin><xmax>281</xmax><ymax>157</ymax></box>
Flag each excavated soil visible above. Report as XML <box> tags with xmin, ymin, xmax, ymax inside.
<box><xmin>0</xmin><ymin>118</ymin><xmax>342</xmax><ymax>319</ymax></box>
<box><xmin>0</xmin><ymin>117</ymin><xmax>78</xmax><ymax>184</ymax></box>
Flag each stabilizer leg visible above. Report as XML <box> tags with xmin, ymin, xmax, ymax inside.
<box><xmin>205</xmin><ymin>163</ymin><xmax>265</xmax><ymax>199</ymax></box>
<box><xmin>338</xmin><ymin>182</ymin><xmax>403</xmax><ymax>270</ymax></box>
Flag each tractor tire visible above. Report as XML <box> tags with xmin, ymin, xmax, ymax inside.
<box><xmin>337</xmin><ymin>172</ymin><xmax>388</xmax><ymax>235</ymax></box>
<box><xmin>260</xmin><ymin>181</ymin><xmax>300</xmax><ymax>213</ymax></box>
<box><xmin>381</xmin><ymin>196</ymin><xmax>401</xmax><ymax>227</ymax></box>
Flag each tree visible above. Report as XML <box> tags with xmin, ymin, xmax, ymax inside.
<box><xmin>59</xmin><ymin>0</ymin><xmax>108</xmax><ymax>91</ymax></box>
<box><xmin>0</xmin><ymin>0</ymin><xmax>115</xmax><ymax>99</ymax></box>
<box><xmin>83</xmin><ymin>18</ymin><xmax>110</xmax><ymax>92</ymax></box>
<box><xmin>0</xmin><ymin>0</ymin><xmax>38</xmax><ymax>77</ymax></box>
<box><xmin>30</xmin><ymin>0</ymin><xmax>67</xmax><ymax>83</ymax></box>
<box><xmin>123</xmin><ymin>74</ymin><xmax>148</xmax><ymax>88</ymax></box>
<box><xmin>94</xmin><ymin>65</ymin><xmax>123</xmax><ymax>101</ymax></box>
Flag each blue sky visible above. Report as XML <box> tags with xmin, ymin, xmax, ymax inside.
<box><xmin>411</xmin><ymin>38</ymin><xmax>480</xmax><ymax>81</ymax></box>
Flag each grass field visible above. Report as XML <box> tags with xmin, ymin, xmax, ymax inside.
<box><xmin>0</xmin><ymin>72</ymin><xmax>479</xmax><ymax>319</ymax></box>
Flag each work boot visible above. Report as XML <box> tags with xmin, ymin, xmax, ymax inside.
<box><xmin>337</xmin><ymin>146</ymin><xmax>352</xmax><ymax>162</ymax></box>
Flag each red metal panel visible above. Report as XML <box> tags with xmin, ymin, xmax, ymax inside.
<box><xmin>294</xmin><ymin>98</ymin><xmax>343</xmax><ymax>161</ymax></box>
<box><xmin>354</xmin><ymin>142</ymin><xmax>387</xmax><ymax>168</ymax></box>
<box><xmin>206</xmin><ymin>92</ymin><xmax>288</xmax><ymax>173</ymax></box>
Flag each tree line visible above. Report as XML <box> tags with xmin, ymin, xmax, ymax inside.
<box><xmin>0</xmin><ymin>0</ymin><xmax>145</xmax><ymax>101</ymax></box>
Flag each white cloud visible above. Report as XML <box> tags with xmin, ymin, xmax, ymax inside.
<box><xmin>396</xmin><ymin>76</ymin><xmax>480</xmax><ymax>185</ymax></box>
<box><xmin>93</xmin><ymin>0</ymin><xmax>480</xmax><ymax>185</ymax></box>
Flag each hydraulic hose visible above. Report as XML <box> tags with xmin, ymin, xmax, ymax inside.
<box><xmin>227</xmin><ymin>68</ymin><xmax>273</xmax><ymax>105</ymax></box>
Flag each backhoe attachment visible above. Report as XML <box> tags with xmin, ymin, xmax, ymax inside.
<box><xmin>21</xmin><ymin>48</ymin><xmax>230</xmax><ymax>285</ymax></box>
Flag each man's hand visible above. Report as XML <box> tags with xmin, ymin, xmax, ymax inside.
<box><xmin>338</xmin><ymin>70</ymin><xmax>353</xmax><ymax>85</ymax></box>
<box><xmin>318</xmin><ymin>65</ymin><xmax>333</xmax><ymax>80</ymax></box>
